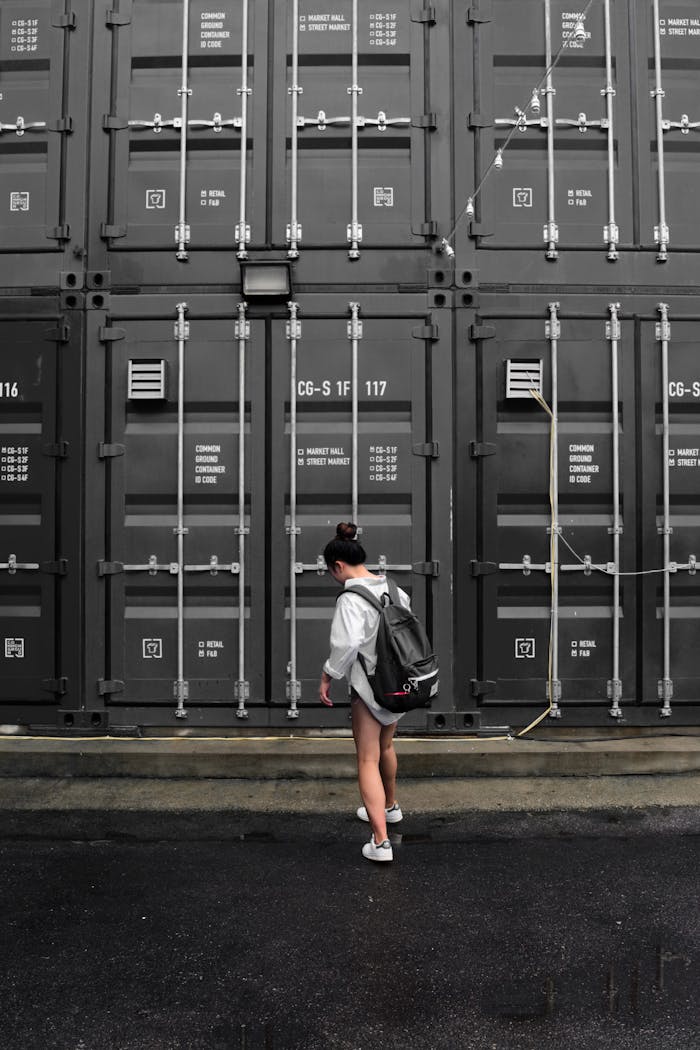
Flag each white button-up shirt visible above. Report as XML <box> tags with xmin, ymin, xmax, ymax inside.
<box><xmin>323</xmin><ymin>575</ymin><xmax>411</xmax><ymax>725</ymax></box>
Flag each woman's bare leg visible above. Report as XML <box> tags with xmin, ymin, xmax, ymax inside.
<box><xmin>352</xmin><ymin>699</ymin><xmax>388</xmax><ymax>844</ymax></box>
<box><xmin>379</xmin><ymin>720</ymin><xmax>398</xmax><ymax>808</ymax></box>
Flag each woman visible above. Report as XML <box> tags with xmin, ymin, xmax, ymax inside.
<box><xmin>318</xmin><ymin>522</ymin><xmax>410</xmax><ymax>863</ymax></box>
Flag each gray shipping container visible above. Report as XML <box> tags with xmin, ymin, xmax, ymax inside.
<box><xmin>1</xmin><ymin>0</ymin><xmax>700</xmax><ymax>731</ymax></box>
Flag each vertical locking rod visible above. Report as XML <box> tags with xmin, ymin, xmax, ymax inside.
<box><xmin>658</xmin><ymin>303</ymin><xmax>673</xmax><ymax>715</ymax></box>
<box><xmin>236</xmin><ymin>303</ymin><xmax>249</xmax><ymax>718</ymax></box>
<box><xmin>543</xmin><ymin>0</ymin><xmax>558</xmax><ymax>260</ymax></box>
<box><xmin>348</xmin><ymin>302</ymin><xmax>361</xmax><ymax>525</ymax></box>
<box><xmin>237</xmin><ymin>0</ymin><xmax>251</xmax><ymax>259</ymax></box>
<box><xmin>347</xmin><ymin>0</ymin><xmax>362</xmax><ymax>259</ymax></box>
<box><xmin>602</xmin><ymin>0</ymin><xmax>619</xmax><ymax>260</ymax></box>
<box><xmin>608</xmin><ymin>304</ymin><xmax>623</xmax><ymax>716</ymax></box>
<box><xmin>652</xmin><ymin>0</ymin><xmax>669</xmax><ymax>262</ymax></box>
<box><xmin>288</xmin><ymin>0</ymin><xmax>302</xmax><ymax>258</ymax></box>
<box><xmin>175</xmin><ymin>302</ymin><xmax>189</xmax><ymax>717</ymax></box>
<box><xmin>287</xmin><ymin>302</ymin><xmax>301</xmax><ymax>716</ymax></box>
<box><xmin>176</xmin><ymin>0</ymin><xmax>191</xmax><ymax>261</ymax></box>
<box><xmin>547</xmin><ymin>302</ymin><xmax>562</xmax><ymax>715</ymax></box>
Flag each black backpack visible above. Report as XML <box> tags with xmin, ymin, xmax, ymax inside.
<box><xmin>340</xmin><ymin>578</ymin><xmax>439</xmax><ymax>713</ymax></box>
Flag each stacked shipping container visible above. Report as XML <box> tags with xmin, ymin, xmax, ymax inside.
<box><xmin>1</xmin><ymin>0</ymin><xmax>699</xmax><ymax>730</ymax></box>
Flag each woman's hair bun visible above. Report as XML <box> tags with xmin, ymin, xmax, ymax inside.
<box><xmin>335</xmin><ymin>521</ymin><xmax>358</xmax><ymax>542</ymax></box>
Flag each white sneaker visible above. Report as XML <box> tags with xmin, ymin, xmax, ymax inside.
<box><xmin>362</xmin><ymin>836</ymin><xmax>393</xmax><ymax>862</ymax></box>
<box><xmin>357</xmin><ymin>802</ymin><xmax>403</xmax><ymax>824</ymax></box>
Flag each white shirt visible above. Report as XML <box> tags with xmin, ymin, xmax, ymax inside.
<box><xmin>323</xmin><ymin>575</ymin><xmax>411</xmax><ymax>725</ymax></box>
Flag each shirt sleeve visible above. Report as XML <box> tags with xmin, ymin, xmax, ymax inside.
<box><xmin>323</xmin><ymin>594</ymin><xmax>364</xmax><ymax>680</ymax></box>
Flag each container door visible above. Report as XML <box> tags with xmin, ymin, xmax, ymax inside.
<box><xmin>641</xmin><ymin>0</ymin><xmax>700</xmax><ymax>256</ymax></box>
<box><xmin>100</xmin><ymin>0</ymin><xmax>258</xmax><ymax>256</ymax></box>
<box><xmin>640</xmin><ymin>315</ymin><xmax>700</xmax><ymax>712</ymax></box>
<box><xmin>0</xmin><ymin>2</ymin><xmax>71</xmax><ymax>253</ymax></box>
<box><xmin>469</xmin><ymin>0</ymin><xmax>633</xmax><ymax>258</ymax></box>
<box><xmin>471</xmin><ymin>310</ymin><xmax>637</xmax><ymax>716</ymax></box>
<box><xmin>0</xmin><ymin>320</ymin><xmax>63</xmax><ymax>706</ymax></box>
<box><xmin>100</xmin><ymin>312</ymin><xmax>265</xmax><ymax>718</ymax></box>
<box><xmin>268</xmin><ymin>310</ymin><xmax>433</xmax><ymax>720</ymax></box>
<box><xmin>273</xmin><ymin>0</ymin><xmax>429</xmax><ymax>256</ymax></box>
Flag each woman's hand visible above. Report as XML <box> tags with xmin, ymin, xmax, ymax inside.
<box><xmin>319</xmin><ymin>672</ymin><xmax>333</xmax><ymax>706</ymax></box>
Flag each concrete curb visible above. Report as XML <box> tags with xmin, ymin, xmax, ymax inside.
<box><xmin>0</xmin><ymin>734</ymin><xmax>699</xmax><ymax>779</ymax></box>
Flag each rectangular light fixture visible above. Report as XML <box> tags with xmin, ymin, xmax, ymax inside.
<box><xmin>239</xmin><ymin>260</ymin><xmax>292</xmax><ymax>299</ymax></box>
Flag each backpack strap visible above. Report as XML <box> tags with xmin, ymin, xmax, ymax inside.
<box><xmin>336</xmin><ymin>584</ymin><xmax>384</xmax><ymax>614</ymax></box>
<box><xmin>385</xmin><ymin>576</ymin><xmax>401</xmax><ymax>605</ymax></box>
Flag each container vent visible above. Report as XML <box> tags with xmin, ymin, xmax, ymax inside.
<box><xmin>506</xmin><ymin>359</ymin><xmax>543</xmax><ymax>399</ymax></box>
<box><xmin>128</xmin><ymin>360</ymin><xmax>167</xmax><ymax>400</ymax></box>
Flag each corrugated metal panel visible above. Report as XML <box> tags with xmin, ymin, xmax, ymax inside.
<box><xmin>639</xmin><ymin>312</ymin><xmax>700</xmax><ymax>708</ymax></box>
<box><xmin>271</xmin><ymin>0</ymin><xmax>431</xmax><ymax>257</ymax></box>
<box><xmin>460</xmin><ymin>295</ymin><xmax>700</xmax><ymax>726</ymax></box>
<box><xmin>0</xmin><ymin>2</ymin><xmax>69</xmax><ymax>253</ymax></box>
<box><xmin>468</xmin><ymin>306</ymin><xmax>637</xmax><ymax>714</ymax></box>
<box><xmin>0</xmin><ymin>305</ymin><xmax>82</xmax><ymax>721</ymax></box>
<box><xmin>85</xmin><ymin>0</ymin><xmax>449</xmax><ymax>284</ymax></box>
<box><xmin>80</xmin><ymin>294</ymin><xmax>449</xmax><ymax>727</ymax></box>
<box><xmin>467</xmin><ymin>0</ymin><xmax>634</xmax><ymax>258</ymax></box>
<box><xmin>97</xmin><ymin>1</ymin><xmax>259</xmax><ymax>257</ymax></box>
<box><xmin>0</xmin><ymin>0</ymin><xmax>92</xmax><ymax>290</ymax></box>
<box><xmin>267</xmin><ymin>307</ymin><xmax>438</xmax><ymax>720</ymax></box>
<box><xmin>639</xmin><ymin>0</ymin><xmax>700</xmax><ymax>256</ymax></box>
<box><xmin>3</xmin><ymin>0</ymin><xmax>700</xmax><ymax>731</ymax></box>
<box><xmin>88</xmin><ymin>305</ymin><xmax>266</xmax><ymax>716</ymax></box>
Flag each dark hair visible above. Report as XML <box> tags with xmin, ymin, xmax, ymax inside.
<box><xmin>323</xmin><ymin>522</ymin><xmax>366</xmax><ymax>568</ymax></box>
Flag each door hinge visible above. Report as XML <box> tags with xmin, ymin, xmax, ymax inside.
<box><xmin>52</xmin><ymin>12</ymin><xmax>77</xmax><ymax>29</ymax></box>
<box><xmin>469</xmin><ymin>222</ymin><xmax>494</xmax><ymax>238</ymax></box>
<box><xmin>43</xmin><ymin>441</ymin><xmax>69</xmax><ymax>459</ymax></box>
<box><xmin>413</xmin><ymin>561</ymin><xmax>440</xmax><ymax>576</ymax></box>
<box><xmin>47</xmin><ymin>225</ymin><xmax>71</xmax><ymax>241</ymax></box>
<box><xmin>412</xmin><ymin>113</ymin><xmax>437</xmax><ymax>129</ymax></box>
<box><xmin>100</xmin><ymin>224</ymin><xmax>127</xmax><ymax>240</ymax></box>
<box><xmin>98</xmin><ymin>443</ymin><xmax>126</xmax><ymax>459</ymax></box>
<box><xmin>414</xmin><ymin>220</ymin><xmax>438</xmax><ymax>237</ymax></box>
<box><xmin>45</xmin><ymin>323</ymin><xmax>70</xmax><ymax>344</ymax></box>
<box><xmin>468</xmin><ymin>112</ymin><xmax>493</xmax><ymax>128</ymax></box>
<box><xmin>412</xmin><ymin>322</ymin><xmax>439</xmax><ymax>341</ymax></box>
<box><xmin>471</xmin><ymin>679</ymin><xmax>496</xmax><ymax>697</ymax></box>
<box><xmin>467</xmin><ymin>1</ymin><xmax>492</xmax><ymax>23</ymax></box>
<box><xmin>98</xmin><ymin>679</ymin><xmax>124</xmax><ymax>696</ymax></box>
<box><xmin>98</xmin><ymin>326</ymin><xmax>126</xmax><ymax>343</ymax></box>
<box><xmin>42</xmin><ymin>677</ymin><xmax>69</xmax><ymax>695</ymax></box>
<box><xmin>412</xmin><ymin>6</ymin><xmax>436</xmax><ymax>24</ymax></box>
<box><xmin>43</xmin><ymin>559</ymin><xmax>68</xmax><ymax>576</ymax></box>
<box><xmin>48</xmin><ymin>118</ymin><xmax>74</xmax><ymax>134</ymax></box>
<box><xmin>106</xmin><ymin>10</ymin><xmax>131</xmax><ymax>26</ymax></box>
<box><xmin>469</xmin><ymin>323</ymin><xmax>496</xmax><ymax>341</ymax></box>
<box><xmin>103</xmin><ymin>115</ymin><xmax>128</xmax><ymax>131</ymax></box>
<box><xmin>412</xmin><ymin>442</ymin><xmax>440</xmax><ymax>459</ymax></box>
<box><xmin>470</xmin><ymin>441</ymin><xmax>496</xmax><ymax>458</ymax></box>
<box><xmin>471</xmin><ymin>560</ymin><xmax>497</xmax><ymax>577</ymax></box>
<box><xmin>97</xmin><ymin>561</ymin><xmax>124</xmax><ymax>577</ymax></box>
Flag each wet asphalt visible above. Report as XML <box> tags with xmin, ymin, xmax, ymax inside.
<box><xmin>1</xmin><ymin>806</ymin><xmax>698</xmax><ymax>1050</ymax></box>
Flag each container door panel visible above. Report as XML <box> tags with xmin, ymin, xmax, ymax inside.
<box><xmin>643</xmin><ymin>0</ymin><xmax>700</xmax><ymax>252</ymax></box>
<box><xmin>103</xmin><ymin>316</ymin><xmax>265</xmax><ymax>709</ymax></box>
<box><xmin>0</xmin><ymin>322</ymin><xmax>59</xmax><ymax>703</ymax></box>
<box><xmin>475</xmin><ymin>314</ymin><xmax>636</xmax><ymax>710</ymax></box>
<box><xmin>0</xmin><ymin>2</ymin><xmax>67</xmax><ymax>252</ymax></box>
<box><xmin>641</xmin><ymin>319</ymin><xmax>700</xmax><ymax>708</ymax></box>
<box><xmin>269</xmin><ymin>315</ymin><xmax>429</xmax><ymax>712</ymax></box>
<box><xmin>105</xmin><ymin>1</ymin><xmax>253</xmax><ymax>253</ymax></box>
<box><xmin>473</xmin><ymin>0</ymin><xmax>633</xmax><ymax>254</ymax></box>
<box><xmin>277</xmin><ymin>0</ymin><xmax>427</xmax><ymax>251</ymax></box>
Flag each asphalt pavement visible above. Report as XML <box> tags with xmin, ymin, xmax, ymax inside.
<box><xmin>1</xmin><ymin>801</ymin><xmax>698</xmax><ymax>1050</ymax></box>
